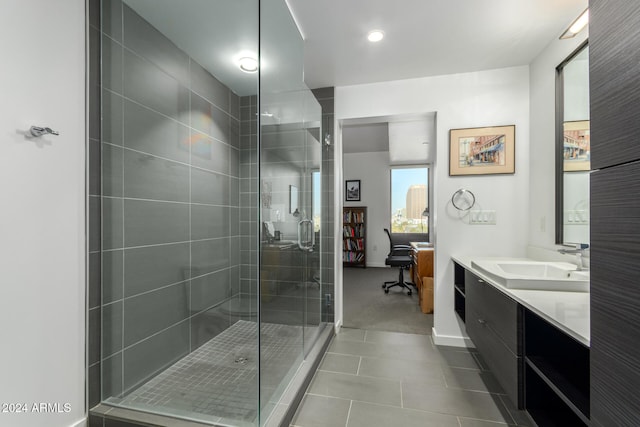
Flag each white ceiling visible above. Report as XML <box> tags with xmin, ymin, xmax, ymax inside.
<box><xmin>287</xmin><ymin>0</ymin><xmax>587</xmax><ymax>89</ymax></box>
<box><xmin>125</xmin><ymin>0</ymin><xmax>587</xmax><ymax>95</ymax></box>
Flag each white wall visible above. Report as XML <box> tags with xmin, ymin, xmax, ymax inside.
<box><xmin>0</xmin><ymin>1</ymin><xmax>86</xmax><ymax>426</ymax></box>
<box><xmin>343</xmin><ymin>151</ymin><xmax>390</xmax><ymax>267</ymax></box>
<box><xmin>336</xmin><ymin>66</ymin><xmax>530</xmax><ymax>346</ymax></box>
<box><xmin>528</xmin><ymin>31</ymin><xmax>588</xmax><ymax>250</ymax></box>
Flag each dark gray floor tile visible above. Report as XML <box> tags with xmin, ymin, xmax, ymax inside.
<box><xmin>328</xmin><ymin>337</ymin><xmax>439</xmax><ymax>363</ymax></box>
<box><xmin>319</xmin><ymin>353</ymin><xmax>360</xmax><ymax>374</ymax></box>
<box><xmin>364</xmin><ymin>330</ymin><xmax>431</xmax><ymax>346</ymax></box>
<box><xmin>347</xmin><ymin>401</ymin><xmax>459</xmax><ymax>427</ymax></box>
<box><xmin>123</xmin><ymin>5</ymin><xmax>189</xmax><ymax>86</ymax></box>
<box><xmin>123</xmin><ymin>49</ymin><xmax>189</xmax><ymax>123</ymax></box>
<box><xmin>335</xmin><ymin>328</ymin><xmax>365</xmax><ymax>342</ymax></box>
<box><xmin>124</xmin><ymin>281</ymin><xmax>190</xmax><ymax>346</ymax></box>
<box><xmin>124</xmin><ymin>150</ymin><xmax>190</xmax><ymax>202</ymax></box>
<box><xmin>358</xmin><ymin>356</ymin><xmax>445</xmax><ymax>386</ymax></box>
<box><xmin>124</xmin><ymin>242</ymin><xmax>190</xmax><ymax>296</ymax></box>
<box><xmin>124</xmin><ymin>199</ymin><xmax>189</xmax><ymax>247</ymax></box>
<box><xmin>437</xmin><ymin>348</ymin><xmax>484</xmax><ymax>370</ymax></box>
<box><xmin>498</xmin><ymin>394</ymin><xmax>533</xmax><ymax>427</ymax></box>
<box><xmin>458</xmin><ymin>418</ymin><xmax>516</xmax><ymax>427</ymax></box>
<box><xmin>402</xmin><ymin>382</ymin><xmax>513</xmax><ymax>423</ymax></box>
<box><xmin>291</xmin><ymin>394</ymin><xmax>350</xmax><ymax>427</ymax></box>
<box><xmin>123</xmin><ymin>100</ymin><xmax>190</xmax><ymax>164</ymax></box>
<box><xmin>443</xmin><ymin>366</ymin><xmax>505</xmax><ymax>394</ymax></box>
<box><xmin>308</xmin><ymin>371</ymin><xmax>401</xmax><ymax>406</ymax></box>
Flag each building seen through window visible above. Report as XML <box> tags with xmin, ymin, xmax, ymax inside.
<box><xmin>391</xmin><ymin>167</ymin><xmax>429</xmax><ymax>233</ymax></box>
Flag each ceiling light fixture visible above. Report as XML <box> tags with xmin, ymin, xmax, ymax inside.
<box><xmin>238</xmin><ymin>56</ymin><xmax>258</xmax><ymax>73</ymax></box>
<box><xmin>367</xmin><ymin>30</ymin><xmax>384</xmax><ymax>42</ymax></box>
<box><xmin>560</xmin><ymin>9</ymin><xmax>589</xmax><ymax>39</ymax></box>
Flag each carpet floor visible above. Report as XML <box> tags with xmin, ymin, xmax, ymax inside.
<box><xmin>343</xmin><ymin>267</ymin><xmax>433</xmax><ymax>335</ymax></box>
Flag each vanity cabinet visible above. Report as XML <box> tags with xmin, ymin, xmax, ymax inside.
<box><xmin>465</xmin><ymin>271</ymin><xmax>523</xmax><ymax>407</ymax></box>
<box><xmin>524</xmin><ymin>309</ymin><xmax>590</xmax><ymax>426</ymax></box>
<box><xmin>455</xmin><ymin>260</ymin><xmax>591</xmax><ymax>425</ymax></box>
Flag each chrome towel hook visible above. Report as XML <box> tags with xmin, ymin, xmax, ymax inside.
<box><xmin>29</xmin><ymin>126</ymin><xmax>59</xmax><ymax>137</ymax></box>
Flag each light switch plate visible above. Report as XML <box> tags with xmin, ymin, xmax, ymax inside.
<box><xmin>470</xmin><ymin>210</ymin><xmax>496</xmax><ymax>225</ymax></box>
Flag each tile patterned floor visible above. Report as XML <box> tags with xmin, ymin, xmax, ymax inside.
<box><xmin>112</xmin><ymin>320</ymin><xmax>303</xmax><ymax>426</ymax></box>
<box><xmin>291</xmin><ymin>328</ymin><xmax>532</xmax><ymax>427</ymax></box>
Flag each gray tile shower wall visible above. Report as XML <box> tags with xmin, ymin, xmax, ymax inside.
<box><xmin>312</xmin><ymin>87</ymin><xmax>335</xmax><ymax>324</ymax></box>
<box><xmin>92</xmin><ymin>0</ymin><xmax>242</xmax><ymax>403</ymax></box>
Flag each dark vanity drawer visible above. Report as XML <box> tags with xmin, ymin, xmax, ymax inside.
<box><xmin>467</xmin><ymin>305</ymin><xmax>522</xmax><ymax>407</ymax></box>
<box><xmin>465</xmin><ymin>271</ymin><xmax>521</xmax><ymax>354</ymax></box>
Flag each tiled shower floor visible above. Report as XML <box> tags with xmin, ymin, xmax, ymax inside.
<box><xmin>114</xmin><ymin>320</ymin><xmax>304</xmax><ymax>426</ymax></box>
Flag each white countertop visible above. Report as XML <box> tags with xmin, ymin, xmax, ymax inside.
<box><xmin>452</xmin><ymin>255</ymin><xmax>590</xmax><ymax>346</ymax></box>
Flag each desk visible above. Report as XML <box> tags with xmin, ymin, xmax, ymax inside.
<box><xmin>410</xmin><ymin>243</ymin><xmax>434</xmax><ymax>313</ymax></box>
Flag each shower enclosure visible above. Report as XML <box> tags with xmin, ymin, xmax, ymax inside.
<box><xmin>94</xmin><ymin>0</ymin><xmax>333</xmax><ymax>425</ymax></box>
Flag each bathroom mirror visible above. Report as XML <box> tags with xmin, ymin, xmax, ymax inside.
<box><xmin>289</xmin><ymin>185</ymin><xmax>299</xmax><ymax>213</ymax></box>
<box><xmin>556</xmin><ymin>42</ymin><xmax>590</xmax><ymax>245</ymax></box>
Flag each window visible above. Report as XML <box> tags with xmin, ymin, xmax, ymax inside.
<box><xmin>391</xmin><ymin>167</ymin><xmax>429</xmax><ymax>233</ymax></box>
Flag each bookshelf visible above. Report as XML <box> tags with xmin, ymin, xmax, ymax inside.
<box><xmin>343</xmin><ymin>207</ymin><xmax>366</xmax><ymax>268</ymax></box>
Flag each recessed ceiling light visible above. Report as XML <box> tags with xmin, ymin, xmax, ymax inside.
<box><xmin>367</xmin><ymin>30</ymin><xmax>384</xmax><ymax>42</ymax></box>
<box><xmin>560</xmin><ymin>9</ymin><xmax>589</xmax><ymax>39</ymax></box>
<box><xmin>238</xmin><ymin>56</ymin><xmax>258</xmax><ymax>73</ymax></box>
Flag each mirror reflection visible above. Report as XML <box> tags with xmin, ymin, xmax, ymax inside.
<box><xmin>558</xmin><ymin>44</ymin><xmax>590</xmax><ymax>245</ymax></box>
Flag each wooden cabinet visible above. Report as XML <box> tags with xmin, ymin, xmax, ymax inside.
<box><xmin>411</xmin><ymin>248</ymin><xmax>434</xmax><ymax>313</ymax></box>
<box><xmin>342</xmin><ymin>207</ymin><xmax>366</xmax><ymax>268</ymax></box>
<box><xmin>465</xmin><ymin>270</ymin><xmax>523</xmax><ymax>408</ymax></box>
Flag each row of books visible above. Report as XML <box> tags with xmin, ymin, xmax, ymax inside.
<box><xmin>343</xmin><ymin>225</ymin><xmax>365</xmax><ymax>238</ymax></box>
<box><xmin>343</xmin><ymin>211</ymin><xmax>365</xmax><ymax>223</ymax></box>
<box><xmin>343</xmin><ymin>251</ymin><xmax>365</xmax><ymax>263</ymax></box>
<box><xmin>343</xmin><ymin>238</ymin><xmax>364</xmax><ymax>251</ymax></box>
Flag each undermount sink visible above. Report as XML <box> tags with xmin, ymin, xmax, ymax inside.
<box><xmin>470</xmin><ymin>259</ymin><xmax>589</xmax><ymax>292</ymax></box>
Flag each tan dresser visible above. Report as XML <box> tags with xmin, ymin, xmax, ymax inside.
<box><xmin>410</xmin><ymin>243</ymin><xmax>434</xmax><ymax>313</ymax></box>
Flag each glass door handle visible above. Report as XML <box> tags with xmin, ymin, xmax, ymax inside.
<box><xmin>298</xmin><ymin>219</ymin><xmax>314</xmax><ymax>251</ymax></box>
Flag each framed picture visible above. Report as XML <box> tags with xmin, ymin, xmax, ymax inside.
<box><xmin>345</xmin><ymin>179</ymin><xmax>361</xmax><ymax>201</ymax></box>
<box><xmin>563</xmin><ymin>120</ymin><xmax>590</xmax><ymax>172</ymax></box>
<box><xmin>449</xmin><ymin>125</ymin><xmax>516</xmax><ymax>176</ymax></box>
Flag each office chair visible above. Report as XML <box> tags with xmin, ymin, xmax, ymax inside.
<box><xmin>382</xmin><ymin>228</ymin><xmax>415</xmax><ymax>296</ymax></box>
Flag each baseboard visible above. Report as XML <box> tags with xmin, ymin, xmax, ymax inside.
<box><xmin>432</xmin><ymin>327</ymin><xmax>475</xmax><ymax>348</ymax></box>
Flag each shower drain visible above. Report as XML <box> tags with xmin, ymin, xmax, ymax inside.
<box><xmin>234</xmin><ymin>356</ymin><xmax>249</xmax><ymax>364</ymax></box>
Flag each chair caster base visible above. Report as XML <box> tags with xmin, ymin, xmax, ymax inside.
<box><xmin>407</xmin><ymin>291</ymin><xmax>412</xmax><ymax>296</ymax></box>
<box><xmin>384</xmin><ymin>289</ymin><xmax>389</xmax><ymax>294</ymax></box>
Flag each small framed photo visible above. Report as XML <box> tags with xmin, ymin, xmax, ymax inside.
<box><xmin>449</xmin><ymin>125</ymin><xmax>516</xmax><ymax>176</ymax></box>
<box><xmin>345</xmin><ymin>179</ymin><xmax>361</xmax><ymax>201</ymax></box>
<box><xmin>563</xmin><ymin>120</ymin><xmax>590</xmax><ymax>172</ymax></box>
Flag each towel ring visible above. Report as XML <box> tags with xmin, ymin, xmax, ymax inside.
<box><xmin>451</xmin><ymin>189</ymin><xmax>476</xmax><ymax>211</ymax></box>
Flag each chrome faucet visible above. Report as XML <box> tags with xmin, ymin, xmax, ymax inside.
<box><xmin>558</xmin><ymin>244</ymin><xmax>589</xmax><ymax>271</ymax></box>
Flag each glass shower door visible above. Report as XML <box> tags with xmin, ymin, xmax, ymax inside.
<box><xmin>258</xmin><ymin>0</ymin><xmax>325</xmax><ymax>422</ymax></box>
